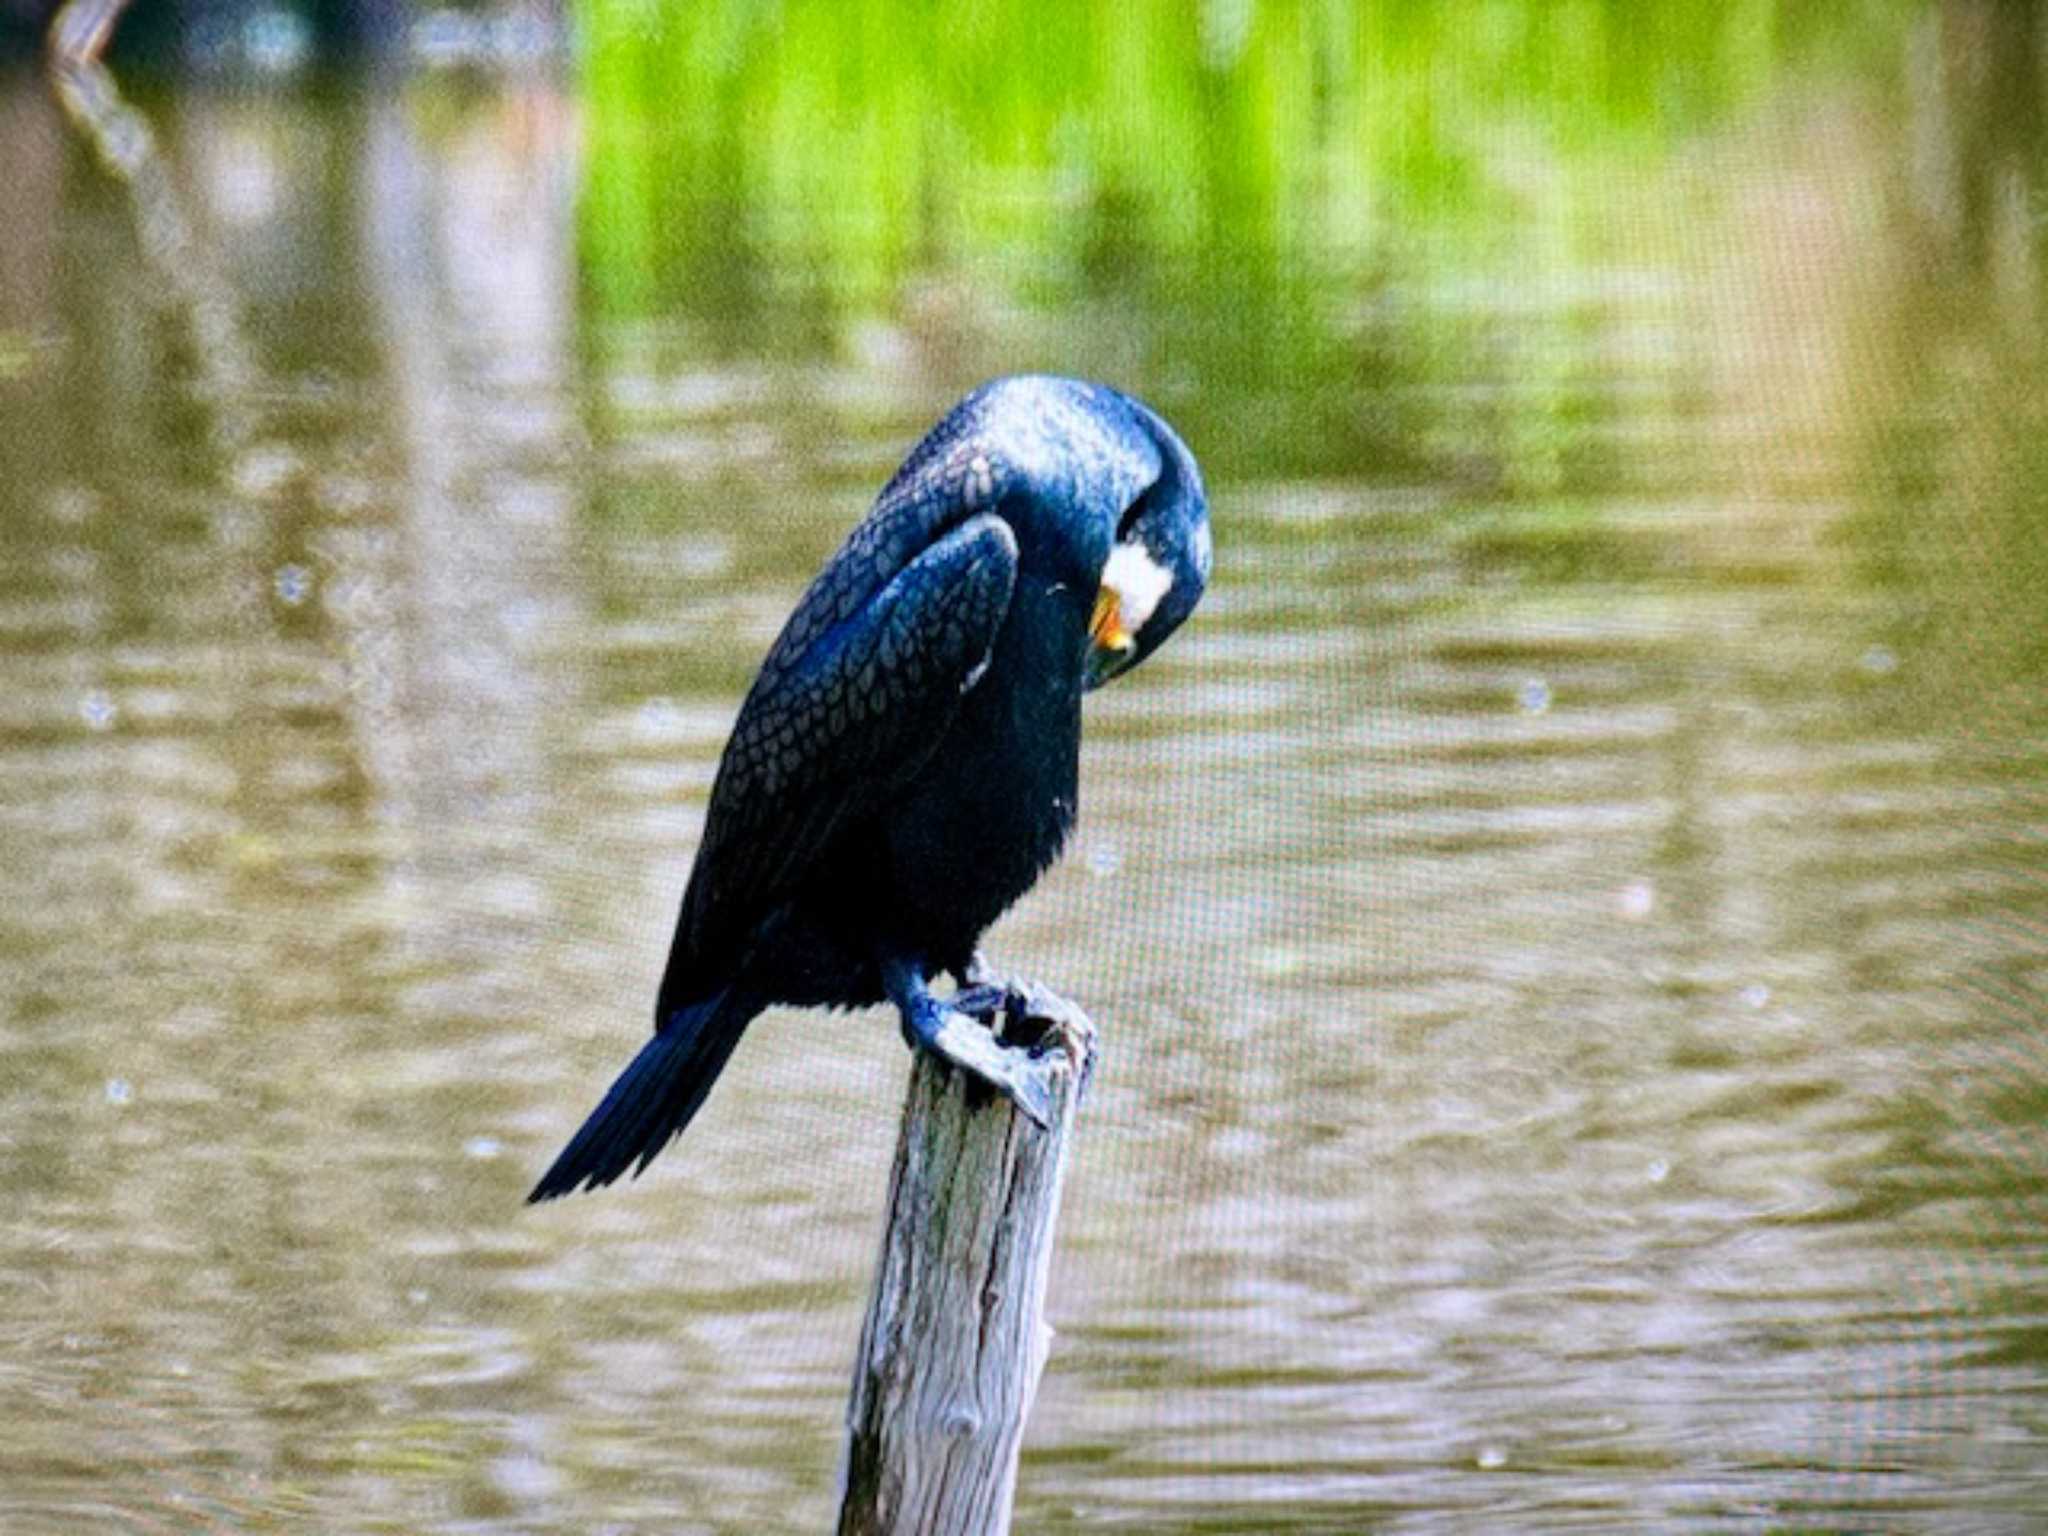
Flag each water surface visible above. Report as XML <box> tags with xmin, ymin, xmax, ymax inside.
<box><xmin>1</xmin><ymin>14</ymin><xmax>2045</xmax><ymax>1532</ymax></box>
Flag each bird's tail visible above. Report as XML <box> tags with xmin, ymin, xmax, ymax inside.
<box><xmin>527</xmin><ymin>989</ymin><xmax>758</xmax><ymax>1202</ymax></box>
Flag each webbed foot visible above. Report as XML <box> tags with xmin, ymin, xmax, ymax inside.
<box><xmin>883</xmin><ymin>953</ymin><xmax>1096</xmax><ymax>1126</ymax></box>
<box><xmin>904</xmin><ymin>994</ymin><xmax>1058</xmax><ymax>1128</ymax></box>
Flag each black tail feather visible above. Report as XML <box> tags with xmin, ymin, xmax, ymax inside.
<box><xmin>528</xmin><ymin>991</ymin><xmax>756</xmax><ymax>1202</ymax></box>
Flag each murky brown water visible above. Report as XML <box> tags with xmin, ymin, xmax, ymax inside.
<box><xmin>2</xmin><ymin>31</ymin><xmax>2046</xmax><ymax>1535</ymax></box>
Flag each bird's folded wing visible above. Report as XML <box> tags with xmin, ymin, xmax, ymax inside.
<box><xmin>753</xmin><ymin>422</ymin><xmax>1008</xmax><ymax>692</ymax></box>
<box><xmin>668</xmin><ymin>512</ymin><xmax>1019</xmax><ymax>974</ymax></box>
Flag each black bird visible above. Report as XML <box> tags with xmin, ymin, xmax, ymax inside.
<box><xmin>530</xmin><ymin>375</ymin><xmax>1210</xmax><ymax>1201</ymax></box>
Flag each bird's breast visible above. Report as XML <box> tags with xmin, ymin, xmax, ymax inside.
<box><xmin>874</xmin><ymin>573</ymin><xmax>1088</xmax><ymax>948</ymax></box>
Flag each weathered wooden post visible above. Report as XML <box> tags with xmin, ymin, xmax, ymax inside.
<box><xmin>837</xmin><ymin>986</ymin><xmax>1097</xmax><ymax>1536</ymax></box>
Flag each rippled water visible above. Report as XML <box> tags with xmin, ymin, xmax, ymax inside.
<box><xmin>2</xmin><ymin>36</ymin><xmax>2046</xmax><ymax>1535</ymax></box>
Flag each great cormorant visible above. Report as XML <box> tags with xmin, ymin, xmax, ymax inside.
<box><xmin>530</xmin><ymin>375</ymin><xmax>1210</xmax><ymax>1201</ymax></box>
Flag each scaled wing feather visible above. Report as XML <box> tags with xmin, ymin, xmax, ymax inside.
<box><xmin>666</xmin><ymin>513</ymin><xmax>1018</xmax><ymax>982</ymax></box>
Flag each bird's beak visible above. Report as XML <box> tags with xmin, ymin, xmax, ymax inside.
<box><xmin>1090</xmin><ymin>586</ymin><xmax>1134</xmax><ymax>655</ymax></box>
<box><xmin>1085</xmin><ymin>586</ymin><xmax>1137</xmax><ymax>689</ymax></box>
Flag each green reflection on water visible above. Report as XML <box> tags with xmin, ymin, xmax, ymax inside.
<box><xmin>572</xmin><ymin>0</ymin><xmax>1952</xmax><ymax>502</ymax></box>
<box><xmin>577</xmin><ymin>0</ymin><xmax>1919</xmax><ymax>308</ymax></box>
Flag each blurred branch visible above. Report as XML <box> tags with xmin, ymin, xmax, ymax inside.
<box><xmin>44</xmin><ymin>0</ymin><xmax>258</xmax><ymax>454</ymax></box>
<box><xmin>47</xmin><ymin>0</ymin><xmax>127</xmax><ymax>69</ymax></box>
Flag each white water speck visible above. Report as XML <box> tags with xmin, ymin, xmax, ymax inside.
<box><xmin>231</xmin><ymin>445</ymin><xmax>299</xmax><ymax>498</ymax></box>
<box><xmin>1618</xmin><ymin>880</ymin><xmax>1655</xmax><ymax>920</ymax></box>
<box><xmin>636</xmin><ymin>698</ymin><xmax>683</xmax><ymax>739</ymax></box>
<box><xmin>1647</xmin><ymin>1157</ymin><xmax>1671</xmax><ymax>1184</ymax></box>
<box><xmin>676</xmin><ymin>537</ymin><xmax>732</xmax><ymax>579</ymax></box>
<box><xmin>1476</xmin><ymin>1444</ymin><xmax>1507</xmax><ymax>1470</ymax></box>
<box><xmin>1518</xmin><ymin>677</ymin><xmax>1552</xmax><ymax>715</ymax></box>
<box><xmin>1740</xmin><ymin>983</ymin><xmax>1771</xmax><ymax>1009</ymax></box>
<box><xmin>463</xmin><ymin>1136</ymin><xmax>501</xmax><ymax>1161</ymax></box>
<box><xmin>79</xmin><ymin>691</ymin><xmax>116</xmax><ymax>730</ymax></box>
<box><xmin>1086</xmin><ymin>843</ymin><xmax>1123</xmax><ymax>878</ymax></box>
<box><xmin>48</xmin><ymin>487</ymin><xmax>98</xmax><ymax>524</ymax></box>
<box><xmin>491</xmin><ymin>1454</ymin><xmax>562</xmax><ymax>1501</ymax></box>
<box><xmin>273</xmin><ymin>564</ymin><xmax>311</xmax><ymax>606</ymax></box>
<box><xmin>105</xmin><ymin>1077</ymin><xmax>133</xmax><ymax>1106</ymax></box>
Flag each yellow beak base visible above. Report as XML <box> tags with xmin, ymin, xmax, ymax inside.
<box><xmin>1089</xmin><ymin>586</ymin><xmax>1134</xmax><ymax>655</ymax></box>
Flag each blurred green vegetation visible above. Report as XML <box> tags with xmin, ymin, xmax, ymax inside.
<box><xmin>571</xmin><ymin>0</ymin><xmax>1920</xmax><ymax>480</ymax></box>
<box><xmin>574</xmin><ymin>0</ymin><xmax>1921</xmax><ymax>304</ymax></box>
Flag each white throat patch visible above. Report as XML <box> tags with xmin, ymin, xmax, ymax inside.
<box><xmin>1102</xmin><ymin>539</ymin><xmax>1175</xmax><ymax>634</ymax></box>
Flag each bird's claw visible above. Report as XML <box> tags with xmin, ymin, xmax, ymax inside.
<box><xmin>895</xmin><ymin>953</ymin><xmax>1096</xmax><ymax>1127</ymax></box>
<box><xmin>919</xmin><ymin>1005</ymin><xmax>1058</xmax><ymax>1128</ymax></box>
<box><xmin>961</xmin><ymin>951</ymin><xmax>1034</xmax><ymax>1030</ymax></box>
<box><xmin>1010</xmin><ymin>981</ymin><xmax>1098</xmax><ymax>1102</ymax></box>
<box><xmin>949</xmin><ymin>983</ymin><xmax>1036</xmax><ymax>1041</ymax></box>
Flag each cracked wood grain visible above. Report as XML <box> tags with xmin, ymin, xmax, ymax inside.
<box><xmin>837</xmin><ymin>989</ymin><xmax>1096</xmax><ymax>1536</ymax></box>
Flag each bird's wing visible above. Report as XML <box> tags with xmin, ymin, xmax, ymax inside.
<box><xmin>661</xmin><ymin>511</ymin><xmax>1018</xmax><ymax>998</ymax></box>
<box><xmin>751</xmin><ymin>416</ymin><xmax>1002</xmax><ymax>694</ymax></box>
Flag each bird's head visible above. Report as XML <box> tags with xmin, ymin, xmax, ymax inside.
<box><xmin>1083</xmin><ymin>397</ymin><xmax>1211</xmax><ymax>691</ymax></box>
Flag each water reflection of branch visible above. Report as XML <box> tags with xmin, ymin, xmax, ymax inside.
<box><xmin>46</xmin><ymin>0</ymin><xmax>258</xmax><ymax>453</ymax></box>
<box><xmin>47</xmin><ymin>0</ymin><xmax>125</xmax><ymax>68</ymax></box>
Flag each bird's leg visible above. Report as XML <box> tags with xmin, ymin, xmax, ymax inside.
<box><xmin>880</xmin><ymin>952</ymin><xmax>1058</xmax><ymax>1129</ymax></box>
